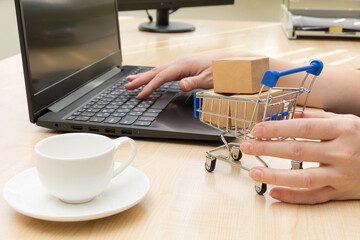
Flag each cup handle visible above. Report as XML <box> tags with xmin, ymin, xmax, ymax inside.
<box><xmin>112</xmin><ymin>137</ymin><xmax>137</xmax><ymax>178</ymax></box>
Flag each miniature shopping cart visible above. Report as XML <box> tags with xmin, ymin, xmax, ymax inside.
<box><xmin>194</xmin><ymin>60</ymin><xmax>323</xmax><ymax>194</ymax></box>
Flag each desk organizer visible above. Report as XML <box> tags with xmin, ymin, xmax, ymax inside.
<box><xmin>281</xmin><ymin>0</ymin><xmax>360</xmax><ymax>39</ymax></box>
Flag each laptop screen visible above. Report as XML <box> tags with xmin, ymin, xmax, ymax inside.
<box><xmin>16</xmin><ymin>0</ymin><xmax>122</xmax><ymax>122</ymax></box>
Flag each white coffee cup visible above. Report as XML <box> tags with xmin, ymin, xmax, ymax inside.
<box><xmin>35</xmin><ymin>133</ymin><xmax>137</xmax><ymax>204</ymax></box>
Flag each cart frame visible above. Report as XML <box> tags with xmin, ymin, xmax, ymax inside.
<box><xmin>194</xmin><ymin>60</ymin><xmax>323</xmax><ymax>194</ymax></box>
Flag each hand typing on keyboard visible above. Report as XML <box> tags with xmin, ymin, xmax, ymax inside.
<box><xmin>125</xmin><ymin>54</ymin><xmax>220</xmax><ymax>99</ymax></box>
<box><xmin>66</xmin><ymin>70</ymin><xmax>182</xmax><ymax>127</ymax></box>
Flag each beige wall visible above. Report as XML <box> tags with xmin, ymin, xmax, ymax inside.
<box><xmin>0</xmin><ymin>0</ymin><xmax>19</xmax><ymax>60</ymax></box>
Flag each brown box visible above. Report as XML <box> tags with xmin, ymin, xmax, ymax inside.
<box><xmin>199</xmin><ymin>90</ymin><xmax>231</xmax><ymax>128</ymax></box>
<box><xmin>229</xmin><ymin>89</ymin><xmax>284</xmax><ymax>128</ymax></box>
<box><xmin>213</xmin><ymin>57</ymin><xmax>269</xmax><ymax>94</ymax></box>
<box><xmin>199</xmin><ymin>89</ymin><xmax>284</xmax><ymax>129</ymax></box>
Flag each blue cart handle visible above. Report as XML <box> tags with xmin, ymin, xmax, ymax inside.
<box><xmin>261</xmin><ymin>60</ymin><xmax>323</xmax><ymax>88</ymax></box>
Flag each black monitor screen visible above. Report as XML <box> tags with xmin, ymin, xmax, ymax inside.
<box><xmin>21</xmin><ymin>0</ymin><xmax>120</xmax><ymax>95</ymax></box>
<box><xmin>117</xmin><ymin>0</ymin><xmax>234</xmax><ymax>11</ymax></box>
<box><xmin>116</xmin><ymin>0</ymin><xmax>234</xmax><ymax>33</ymax></box>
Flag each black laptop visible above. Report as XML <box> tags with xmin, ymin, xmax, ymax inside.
<box><xmin>14</xmin><ymin>0</ymin><xmax>222</xmax><ymax>140</ymax></box>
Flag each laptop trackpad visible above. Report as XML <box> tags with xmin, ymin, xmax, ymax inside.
<box><xmin>154</xmin><ymin>91</ymin><xmax>207</xmax><ymax>130</ymax></box>
<box><xmin>165</xmin><ymin>91</ymin><xmax>193</xmax><ymax>111</ymax></box>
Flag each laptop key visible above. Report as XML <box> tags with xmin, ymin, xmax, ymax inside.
<box><xmin>128</xmin><ymin>99</ymin><xmax>141</xmax><ymax>104</ymax></box>
<box><xmin>96</xmin><ymin>113</ymin><xmax>110</xmax><ymax>117</ymax></box>
<box><xmin>137</xmin><ymin>103</ymin><xmax>151</xmax><ymax>108</ymax></box>
<box><xmin>134</xmin><ymin>121</ymin><xmax>152</xmax><ymax>126</ymax></box>
<box><xmin>143</xmin><ymin>100</ymin><xmax>154</xmax><ymax>105</ymax></box>
<box><xmin>147</xmin><ymin>109</ymin><xmax>162</xmax><ymax>113</ymax></box>
<box><xmin>74</xmin><ymin>116</ymin><xmax>90</xmax><ymax>121</ymax></box>
<box><xmin>81</xmin><ymin>112</ymin><xmax>95</xmax><ymax>117</ymax></box>
<box><xmin>133</xmin><ymin>107</ymin><xmax>147</xmax><ymax>112</ymax></box>
<box><xmin>167</xmin><ymin>88</ymin><xmax>180</xmax><ymax>93</ymax></box>
<box><xmin>104</xmin><ymin>117</ymin><xmax>121</xmax><ymax>124</ymax></box>
<box><xmin>129</xmin><ymin>112</ymin><xmax>142</xmax><ymax>116</ymax></box>
<box><xmin>116</xmin><ymin>108</ymin><xmax>130</xmax><ymax>113</ymax></box>
<box><xmin>89</xmin><ymin>117</ymin><xmax>105</xmax><ymax>123</ymax></box>
<box><xmin>93</xmin><ymin>104</ymin><xmax>105</xmax><ymax>108</ymax></box>
<box><xmin>119</xmin><ymin>116</ymin><xmax>138</xmax><ymax>125</ymax></box>
<box><xmin>121</xmin><ymin>105</ymin><xmax>135</xmax><ymax>109</ymax></box>
<box><xmin>150</xmin><ymin>91</ymin><xmax>176</xmax><ymax>109</ymax></box>
<box><xmin>105</xmin><ymin>105</ymin><xmax>118</xmax><ymax>109</ymax></box>
<box><xmin>143</xmin><ymin>112</ymin><xmax>158</xmax><ymax>117</ymax></box>
<box><xmin>111</xmin><ymin>112</ymin><xmax>126</xmax><ymax>117</ymax></box>
<box><xmin>139</xmin><ymin>116</ymin><xmax>155</xmax><ymax>122</ymax></box>
<box><xmin>86</xmin><ymin>108</ymin><xmax>101</xmax><ymax>113</ymax></box>
<box><xmin>101</xmin><ymin>109</ymin><xmax>115</xmax><ymax>113</ymax></box>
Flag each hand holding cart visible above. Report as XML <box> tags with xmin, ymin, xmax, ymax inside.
<box><xmin>194</xmin><ymin>60</ymin><xmax>323</xmax><ymax>194</ymax></box>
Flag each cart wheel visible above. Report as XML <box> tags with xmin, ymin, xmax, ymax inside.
<box><xmin>255</xmin><ymin>183</ymin><xmax>267</xmax><ymax>195</ymax></box>
<box><xmin>230</xmin><ymin>146</ymin><xmax>242</xmax><ymax>161</ymax></box>
<box><xmin>205</xmin><ymin>155</ymin><xmax>216</xmax><ymax>172</ymax></box>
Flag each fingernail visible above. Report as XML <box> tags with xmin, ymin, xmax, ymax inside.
<box><xmin>250</xmin><ymin>169</ymin><xmax>263</xmax><ymax>181</ymax></box>
<box><xmin>181</xmin><ymin>79</ymin><xmax>189</xmax><ymax>91</ymax></box>
<box><xmin>241</xmin><ymin>142</ymin><xmax>253</xmax><ymax>154</ymax></box>
<box><xmin>270</xmin><ymin>190</ymin><xmax>281</xmax><ymax>200</ymax></box>
<box><xmin>252</xmin><ymin>126</ymin><xmax>265</xmax><ymax>138</ymax></box>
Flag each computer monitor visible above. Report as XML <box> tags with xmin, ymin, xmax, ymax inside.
<box><xmin>117</xmin><ymin>0</ymin><xmax>234</xmax><ymax>33</ymax></box>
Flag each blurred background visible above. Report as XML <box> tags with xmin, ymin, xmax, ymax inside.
<box><xmin>0</xmin><ymin>0</ymin><xmax>356</xmax><ymax>60</ymax></box>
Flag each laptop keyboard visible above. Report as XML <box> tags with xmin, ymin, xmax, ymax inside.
<box><xmin>64</xmin><ymin>67</ymin><xmax>181</xmax><ymax>127</ymax></box>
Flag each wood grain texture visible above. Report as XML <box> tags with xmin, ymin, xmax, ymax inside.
<box><xmin>0</xmin><ymin>18</ymin><xmax>359</xmax><ymax>240</ymax></box>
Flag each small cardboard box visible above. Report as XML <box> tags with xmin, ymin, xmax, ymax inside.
<box><xmin>213</xmin><ymin>57</ymin><xmax>269</xmax><ymax>94</ymax></box>
<box><xmin>199</xmin><ymin>89</ymin><xmax>284</xmax><ymax>129</ymax></box>
<box><xmin>199</xmin><ymin>90</ymin><xmax>231</xmax><ymax>128</ymax></box>
<box><xmin>229</xmin><ymin>89</ymin><xmax>284</xmax><ymax>128</ymax></box>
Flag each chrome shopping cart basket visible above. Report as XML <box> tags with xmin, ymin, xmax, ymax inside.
<box><xmin>194</xmin><ymin>60</ymin><xmax>323</xmax><ymax>194</ymax></box>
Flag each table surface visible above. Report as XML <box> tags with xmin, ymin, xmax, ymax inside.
<box><xmin>0</xmin><ymin>17</ymin><xmax>359</xmax><ymax>240</ymax></box>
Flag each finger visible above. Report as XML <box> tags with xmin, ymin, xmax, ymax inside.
<box><xmin>125</xmin><ymin>67</ymin><xmax>164</xmax><ymax>89</ymax></box>
<box><xmin>127</xmin><ymin>74</ymin><xmax>139</xmax><ymax>81</ymax></box>
<box><xmin>241</xmin><ymin>139</ymin><xmax>333</xmax><ymax>163</ymax></box>
<box><xmin>180</xmin><ymin>76</ymin><xmax>201</xmax><ymax>92</ymax></box>
<box><xmin>293</xmin><ymin>111</ymin><xmax>339</xmax><ymax>119</ymax></box>
<box><xmin>249</xmin><ymin>166</ymin><xmax>334</xmax><ymax>188</ymax></box>
<box><xmin>125</xmin><ymin>75</ymin><xmax>152</xmax><ymax>90</ymax></box>
<box><xmin>127</xmin><ymin>68</ymin><xmax>165</xmax><ymax>81</ymax></box>
<box><xmin>270</xmin><ymin>186</ymin><xmax>336</xmax><ymax>204</ymax></box>
<box><xmin>251</xmin><ymin>118</ymin><xmax>340</xmax><ymax>140</ymax></box>
<box><xmin>137</xmin><ymin>65</ymin><xmax>187</xmax><ymax>99</ymax></box>
<box><xmin>179</xmin><ymin>73</ymin><xmax>213</xmax><ymax>92</ymax></box>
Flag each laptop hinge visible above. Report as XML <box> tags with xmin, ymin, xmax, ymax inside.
<box><xmin>48</xmin><ymin>67</ymin><xmax>121</xmax><ymax>112</ymax></box>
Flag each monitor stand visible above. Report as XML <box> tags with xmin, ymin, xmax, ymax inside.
<box><xmin>139</xmin><ymin>9</ymin><xmax>195</xmax><ymax>33</ymax></box>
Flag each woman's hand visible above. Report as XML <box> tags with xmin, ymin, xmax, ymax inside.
<box><xmin>240</xmin><ymin>111</ymin><xmax>360</xmax><ymax>204</ymax></box>
<box><xmin>125</xmin><ymin>54</ymin><xmax>214</xmax><ymax>99</ymax></box>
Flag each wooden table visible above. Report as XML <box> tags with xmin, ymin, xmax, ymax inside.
<box><xmin>0</xmin><ymin>17</ymin><xmax>359</xmax><ymax>240</ymax></box>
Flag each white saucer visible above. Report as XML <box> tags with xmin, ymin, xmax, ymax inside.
<box><xmin>3</xmin><ymin>163</ymin><xmax>150</xmax><ymax>222</ymax></box>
